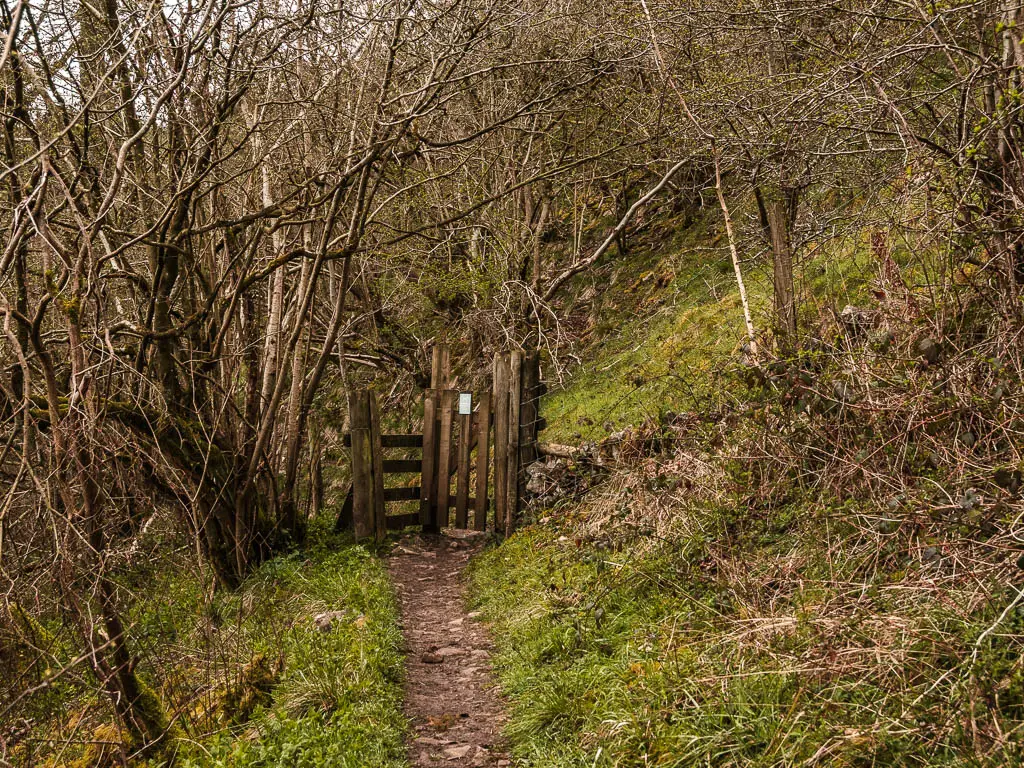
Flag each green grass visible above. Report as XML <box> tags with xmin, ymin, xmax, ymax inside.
<box><xmin>20</xmin><ymin>512</ymin><xmax>406</xmax><ymax>768</ymax></box>
<box><xmin>540</xmin><ymin>212</ymin><xmax>881</xmax><ymax>446</ymax></box>
<box><xmin>468</xmin><ymin>511</ymin><xmax>1024</xmax><ymax>767</ymax></box>
<box><xmin>542</xmin><ymin>224</ymin><xmax>747</xmax><ymax>444</ymax></box>
<box><xmin>157</xmin><ymin>538</ymin><xmax>407</xmax><ymax>768</ymax></box>
<box><xmin>478</xmin><ymin>194</ymin><xmax>1009</xmax><ymax>766</ymax></box>
<box><xmin>12</xmin><ymin>529</ymin><xmax>408</xmax><ymax>768</ymax></box>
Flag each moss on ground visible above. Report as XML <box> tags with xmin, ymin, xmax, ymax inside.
<box><xmin>12</xmin><ymin>530</ymin><xmax>407</xmax><ymax>768</ymax></box>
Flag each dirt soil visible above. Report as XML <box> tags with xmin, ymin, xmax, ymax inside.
<box><xmin>389</xmin><ymin>530</ymin><xmax>511</xmax><ymax>767</ymax></box>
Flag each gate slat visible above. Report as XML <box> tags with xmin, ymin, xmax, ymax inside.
<box><xmin>474</xmin><ymin>393</ymin><xmax>491</xmax><ymax>531</ymax></box>
<box><xmin>383</xmin><ymin>434</ymin><xmax>424</xmax><ymax>448</ymax></box>
<box><xmin>384</xmin><ymin>486</ymin><xmax>421</xmax><ymax>502</ymax></box>
<box><xmin>343</xmin><ymin>433</ymin><xmax>423</xmax><ymax>448</ymax></box>
<box><xmin>455</xmin><ymin>411</ymin><xmax>472</xmax><ymax>528</ymax></box>
<box><xmin>505</xmin><ymin>351</ymin><xmax>522</xmax><ymax>537</ymax></box>
<box><xmin>492</xmin><ymin>354</ymin><xmax>510</xmax><ymax>535</ymax></box>
<box><xmin>383</xmin><ymin>459</ymin><xmax>422</xmax><ymax>473</ymax></box>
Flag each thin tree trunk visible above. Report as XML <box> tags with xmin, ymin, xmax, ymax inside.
<box><xmin>767</xmin><ymin>197</ymin><xmax>797</xmax><ymax>343</ymax></box>
<box><xmin>281</xmin><ymin>224</ymin><xmax>314</xmax><ymax>538</ymax></box>
<box><xmin>641</xmin><ymin>1</ymin><xmax>758</xmax><ymax>364</ymax></box>
<box><xmin>66</xmin><ymin>294</ymin><xmax>169</xmax><ymax>752</ymax></box>
<box><xmin>713</xmin><ymin>147</ymin><xmax>758</xmax><ymax>364</ymax></box>
<box><xmin>255</xmin><ymin>105</ymin><xmax>287</xmax><ymax>414</ymax></box>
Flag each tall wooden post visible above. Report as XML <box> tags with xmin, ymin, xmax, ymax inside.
<box><xmin>436</xmin><ymin>390</ymin><xmax>456</xmax><ymax>529</ymax></box>
<box><xmin>505</xmin><ymin>350</ymin><xmax>522</xmax><ymax>536</ymax></box>
<box><xmin>431</xmin><ymin>344</ymin><xmax>450</xmax><ymax>390</ymax></box>
<box><xmin>473</xmin><ymin>392</ymin><xmax>491</xmax><ymax>531</ymax></box>
<box><xmin>368</xmin><ymin>391</ymin><xmax>386</xmax><ymax>542</ymax></box>
<box><xmin>420</xmin><ymin>389</ymin><xmax>439</xmax><ymax>531</ymax></box>
<box><xmin>420</xmin><ymin>344</ymin><xmax>450</xmax><ymax>534</ymax></box>
<box><xmin>349</xmin><ymin>390</ymin><xmax>373</xmax><ymax>542</ymax></box>
<box><xmin>492</xmin><ymin>353</ymin><xmax>510</xmax><ymax>535</ymax></box>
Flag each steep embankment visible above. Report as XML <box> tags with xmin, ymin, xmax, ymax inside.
<box><xmin>466</xmin><ymin>220</ymin><xmax>1024</xmax><ymax>766</ymax></box>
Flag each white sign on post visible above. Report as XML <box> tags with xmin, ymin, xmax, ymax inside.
<box><xmin>458</xmin><ymin>393</ymin><xmax>472</xmax><ymax>415</ymax></box>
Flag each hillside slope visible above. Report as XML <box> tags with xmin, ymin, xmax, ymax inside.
<box><xmin>468</xmin><ymin>214</ymin><xmax>1024</xmax><ymax>767</ymax></box>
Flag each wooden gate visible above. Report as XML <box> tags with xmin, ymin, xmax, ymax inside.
<box><xmin>336</xmin><ymin>346</ymin><xmax>543</xmax><ymax>542</ymax></box>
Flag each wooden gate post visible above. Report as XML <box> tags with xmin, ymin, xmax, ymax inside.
<box><xmin>419</xmin><ymin>389</ymin><xmax>439</xmax><ymax>532</ymax></box>
<box><xmin>349</xmin><ymin>389</ymin><xmax>374</xmax><ymax>542</ymax></box>
<box><xmin>431</xmin><ymin>344</ymin><xmax>450</xmax><ymax>390</ymax></box>
<box><xmin>368</xmin><ymin>391</ymin><xmax>386</xmax><ymax>542</ymax></box>
<box><xmin>492</xmin><ymin>353</ymin><xmax>510</xmax><ymax>534</ymax></box>
<box><xmin>473</xmin><ymin>392</ymin><xmax>491</xmax><ymax>531</ymax></box>
<box><xmin>418</xmin><ymin>345</ymin><xmax>450</xmax><ymax>534</ymax></box>
<box><xmin>505</xmin><ymin>350</ymin><xmax>522</xmax><ymax>536</ymax></box>
<box><xmin>436</xmin><ymin>389</ymin><xmax>456</xmax><ymax>529</ymax></box>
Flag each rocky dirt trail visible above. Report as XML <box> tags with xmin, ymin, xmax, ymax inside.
<box><xmin>389</xmin><ymin>530</ymin><xmax>511</xmax><ymax>767</ymax></box>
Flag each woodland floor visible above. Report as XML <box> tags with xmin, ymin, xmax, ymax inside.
<box><xmin>388</xmin><ymin>530</ymin><xmax>511</xmax><ymax>768</ymax></box>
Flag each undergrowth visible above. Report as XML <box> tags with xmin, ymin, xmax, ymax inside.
<box><xmin>474</xmin><ymin>209</ymin><xmax>1024</xmax><ymax>765</ymax></box>
<box><xmin>9</xmin><ymin>524</ymin><xmax>407</xmax><ymax>768</ymax></box>
<box><xmin>470</xmin><ymin>494</ymin><xmax>1024</xmax><ymax>766</ymax></box>
<box><xmin>167</xmin><ymin>536</ymin><xmax>407</xmax><ymax>768</ymax></box>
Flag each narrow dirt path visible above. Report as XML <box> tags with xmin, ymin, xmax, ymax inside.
<box><xmin>389</xmin><ymin>530</ymin><xmax>510</xmax><ymax>767</ymax></box>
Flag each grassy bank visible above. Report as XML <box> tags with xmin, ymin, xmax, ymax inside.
<box><xmin>167</xmin><ymin>539</ymin><xmax>407</xmax><ymax>767</ymax></box>
<box><xmin>540</xmin><ymin>211</ymin><xmax>882</xmax><ymax>446</ymax></box>
<box><xmin>468</xmin><ymin>500</ymin><xmax>1023</xmax><ymax>767</ymax></box>
<box><xmin>16</xmin><ymin>529</ymin><xmax>407</xmax><ymax>768</ymax></box>
<box><xmin>469</xmin><ymin>195</ymin><xmax>1024</xmax><ymax>765</ymax></box>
